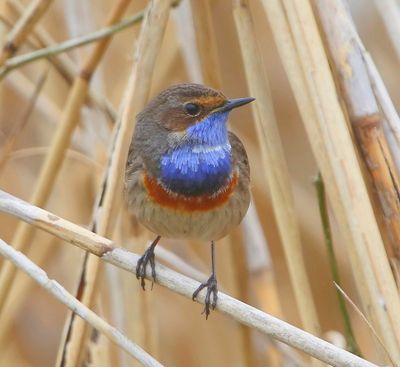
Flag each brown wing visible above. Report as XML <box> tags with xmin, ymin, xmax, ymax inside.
<box><xmin>126</xmin><ymin>140</ymin><xmax>143</xmax><ymax>177</ymax></box>
<box><xmin>228</xmin><ymin>131</ymin><xmax>250</xmax><ymax>185</ymax></box>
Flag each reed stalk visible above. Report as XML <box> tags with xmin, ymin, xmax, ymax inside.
<box><xmin>358</xmin><ymin>42</ymin><xmax>400</xmax><ymax>172</ymax></box>
<box><xmin>7</xmin><ymin>0</ymin><xmax>76</xmax><ymax>81</ymax></box>
<box><xmin>51</xmin><ymin>2</ymin><xmax>137</xmax><ymax>365</ymax></box>
<box><xmin>190</xmin><ymin>0</ymin><xmax>222</xmax><ymax>88</ymax></box>
<box><xmin>233</xmin><ymin>3</ymin><xmax>324</xmax><ymax>366</ymax></box>
<box><xmin>0</xmin><ymin>70</ymin><xmax>47</xmax><ymax>170</ymax></box>
<box><xmin>372</xmin><ymin>0</ymin><xmax>400</xmax><ymax>61</ymax></box>
<box><xmin>0</xmin><ymin>77</ymin><xmax>89</xmax><ymax>313</ymax></box>
<box><xmin>261</xmin><ymin>0</ymin><xmax>400</xmax><ymax>362</ymax></box>
<box><xmin>314</xmin><ymin>0</ymin><xmax>400</xmax><ymax>281</ymax></box>
<box><xmin>61</xmin><ymin>0</ymin><xmax>173</xmax><ymax>364</ymax></box>
<box><xmin>7</xmin><ymin>0</ymin><xmax>117</xmax><ymax>121</ymax></box>
<box><xmin>0</xmin><ymin>10</ymin><xmax>146</xmax><ymax>79</ymax></box>
<box><xmin>0</xmin><ymin>0</ymin><xmax>54</xmax><ymax>66</ymax></box>
<box><xmin>0</xmin><ymin>189</ymin><xmax>378</xmax><ymax>367</ymax></box>
<box><xmin>0</xmin><ymin>238</ymin><xmax>163</xmax><ymax>367</ymax></box>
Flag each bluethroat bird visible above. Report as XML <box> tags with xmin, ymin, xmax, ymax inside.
<box><xmin>125</xmin><ymin>83</ymin><xmax>254</xmax><ymax>318</ymax></box>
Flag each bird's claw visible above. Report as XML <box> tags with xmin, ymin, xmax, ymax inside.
<box><xmin>192</xmin><ymin>273</ymin><xmax>218</xmax><ymax>319</ymax></box>
<box><xmin>136</xmin><ymin>247</ymin><xmax>156</xmax><ymax>290</ymax></box>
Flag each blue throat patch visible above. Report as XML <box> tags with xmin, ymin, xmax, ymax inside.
<box><xmin>160</xmin><ymin>112</ymin><xmax>232</xmax><ymax>196</ymax></box>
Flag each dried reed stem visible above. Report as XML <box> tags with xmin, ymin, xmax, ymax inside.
<box><xmin>224</xmin><ymin>227</ymin><xmax>256</xmax><ymax>367</ymax></box>
<box><xmin>0</xmin><ymin>70</ymin><xmax>47</xmax><ymax>170</ymax></box>
<box><xmin>261</xmin><ymin>0</ymin><xmax>400</xmax><ymax>362</ymax></box>
<box><xmin>51</xmin><ymin>1</ymin><xmax>135</xmax><ymax>365</ymax></box>
<box><xmin>0</xmin><ymin>190</ymin><xmax>378</xmax><ymax>367</ymax></box>
<box><xmin>7</xmin><ymin>0</ymin><xmax>117</xmax><ymax>121</ymax></box>
<box><xmin>59</xmin><ymin>0</ymin><xmax>173</xmax><ymax>364</ymax></box>
<box><xmin>7</xmin><ymin>0</ymin><xmax>76</xmax><ymax>80</ymax></box>
<box><xmin>0</xmin><ymin>0</ymin><xmax>54</xmax><ymax>65</ymax></box>
<box><xmin>57</xmin><ymin>254</ymin><xmax>103</xmax><ymax>367</ymax></box>
<box><xmin>0</xmin><ymin>238</ymin><xmax>163</xmax><ymax>367</ymax></box>
<box><xmin>372</xmin><ymin>0</ymin><xmax>400</xmax><ymax>61</ymax></box>
<box><xmin>243</xmin><ymin>206</ymin><xmax>284</xmax><ymax>365</ymax></box>
<box><xmin>233</xmin><ymin>4</ymin><xmax>323</xmax><ymax>366</ymax></box>
<box><xmin>190</xmin><ymin>0</ymin><xmax>222</xmax><ymax>88</ymax></box>
<box><xmin>359</xmin><ymin>44</ymin><xmax>400</xmax><ymax>168</ymax></box>
<box><xmin>315</xmin><ymin>0</ymin><xmax>400</xmax><ymax>293</ymax></box>
<box><xmin>0</xmin><ymin>77</ymin><xmax>89</xmax><ymax>313</ymax></box>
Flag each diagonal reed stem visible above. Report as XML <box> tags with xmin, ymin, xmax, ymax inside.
<box><xmin>0</xmin><ymin>10</ymin><xmax>146</xmax><ymax>80</ymax></box>
<box><xmin>59</xmin><ymin>0</ymin><xmax>175</xmax><ymax>364</ymax></box>
<box><xmin>3</xmin><ymin>0</ymin><xmax>116</xmax><ymax>121</ymax></box>
<box><xmin>0</xmin><ymin>238</ymin><xmax>163</xmax><ymax>367</ymax></box>
<box><xmin>0</xmin><ymin>189</ymin><xmax>378</xmax><ymax>367</ymax></box>
<box><xmin>52</xmin><ymin>1</ymin><xmax>139</xmax><ymax>366</ymax></box>
<box><xmin>0</xmin><ymin>0</ymin><xmax>54</xmax><ymax>66</ymax></box>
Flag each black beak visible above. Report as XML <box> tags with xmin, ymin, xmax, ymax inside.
<box><xmin>212</xmin><ymin>97</ymin><xmax>255</xmax><ymax>114</ymax></box>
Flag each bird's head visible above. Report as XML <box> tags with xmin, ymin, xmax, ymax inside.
<box><xmin>137</xmin><ymin>83</ymin><xmax>254</xmax><ymax>147</ymax></box>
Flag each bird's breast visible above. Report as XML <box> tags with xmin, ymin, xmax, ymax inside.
<box><xmin>143</xmin><ymin>173</ymin><xmax>239</xmax><ymax>212</ymax></box>
<box><xmin>159</xmin><ymin>143</ymin><xmax>232</xmax><ymax>196</ymax></box>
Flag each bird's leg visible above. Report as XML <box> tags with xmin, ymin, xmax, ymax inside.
<box><xmin>136</xmin><ymin>235</ymin><xmax>161</xmax><ymax>290</ymax></box>
<box><xmin>192</xmin><ymin>241</ymin><xmax>218</xmax><ymax>319</ymax></box>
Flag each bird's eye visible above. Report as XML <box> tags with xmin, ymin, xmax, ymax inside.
<box><xmin>184</xmin><ymin>103</ymin><xmax>201</xmax><ymax>116</ymax></box>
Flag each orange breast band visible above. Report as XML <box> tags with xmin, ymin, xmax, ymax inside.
<box><xmin>144</xmin><ymin>174</ymin><xmax>238</xmax><ymax>212</ymax></box>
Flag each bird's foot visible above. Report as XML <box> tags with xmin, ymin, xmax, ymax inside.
<box><xmin>136</xmin><ymin>245</ymin><xmax>157</xmax><ymax>291</ymax></box>
<box><xmin>192</xmin><ymin>273</ymin><xmax>218</xmax><ymax>319</ymax></box>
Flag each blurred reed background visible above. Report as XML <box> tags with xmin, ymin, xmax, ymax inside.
<box><xmin>0</xmin><ymin>0</ymin><xmax>399</xmax><ymax>366</ymax></box>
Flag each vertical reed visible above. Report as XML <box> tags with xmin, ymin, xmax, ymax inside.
<box><xmin>233</xmin><ymin>3</ymin><xmax>323</xmax><ymax>366</ymax></box>
<box><xmin>261</xmin><ymin>0</ymin><xmax>400</xmax><ymax>363</ymax></box>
